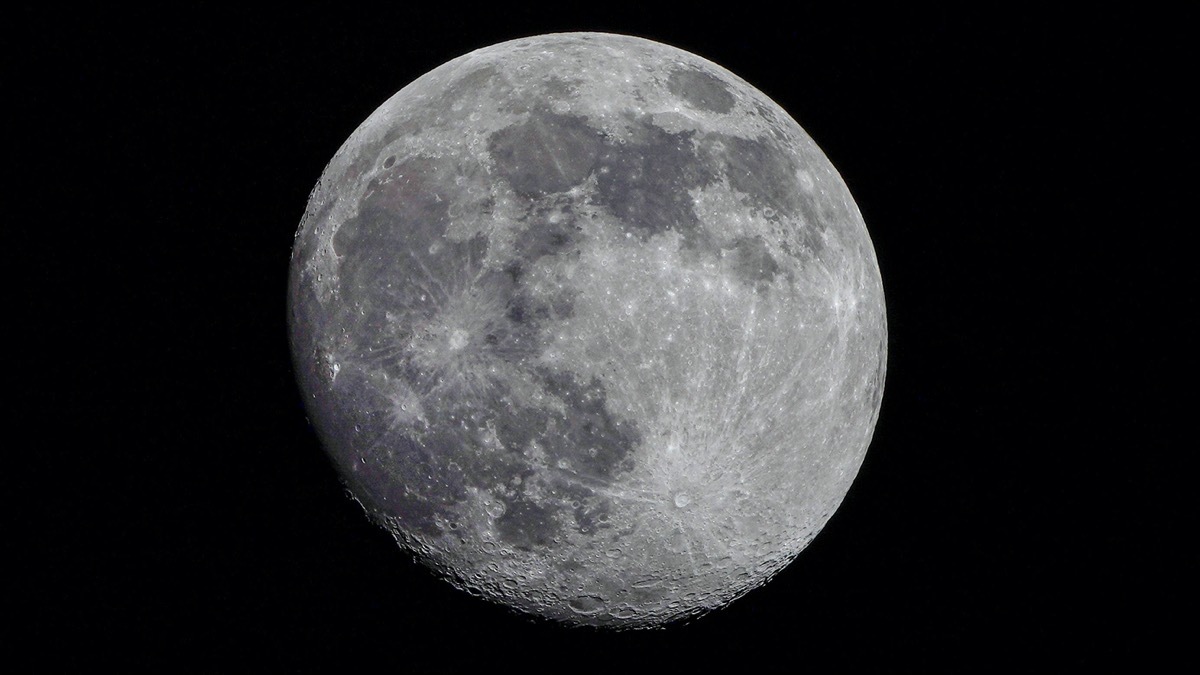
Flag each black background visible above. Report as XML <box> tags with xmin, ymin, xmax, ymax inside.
<box><xmin>15</xmin><ymin>5</ymin><xmax>1189</xmax><ymax>672</ymax></box>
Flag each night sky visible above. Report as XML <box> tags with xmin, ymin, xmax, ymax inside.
<box><xmin>14</xmin><ymin>6</ymin><xmax>1188</xmax><ymax>671</ymax></box>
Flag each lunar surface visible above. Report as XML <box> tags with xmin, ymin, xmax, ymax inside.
<box><xmin>289</xmin><ymin>33</ymin><xmax>886</xmax><ymax>628</ymax></box>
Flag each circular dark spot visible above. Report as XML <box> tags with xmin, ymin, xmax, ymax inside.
<box><xmin>383</xmin><ymin>155</ymin><xmax>396</xmax><ymax>168</ymax></box>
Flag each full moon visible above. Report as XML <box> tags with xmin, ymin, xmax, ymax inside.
<box><xmin>289</xmin><ymin>33</ymin><xmax>886</xmax><ymax>628</ymax></box>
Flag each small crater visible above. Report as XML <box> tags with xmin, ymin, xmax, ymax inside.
<box><xmin>613</xmin><ymin>606</ymin><xmax>637</xmax><ymax>620</ymax></box>
<box><xmin>485</xmin><ymin>499</ymin><xmax>506</xmax><ymax>518</ymax></box>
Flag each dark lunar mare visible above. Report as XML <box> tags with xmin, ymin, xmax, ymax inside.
<box><xmin>486</xmin><ymin>107</ymin><xmax>799</xmax><ymax>292</ymax></box>
<box><xmin>591</xmin><ymin>116</ymin><xmax>712</xmax><ymax>244</ymax></box>
<box><xmin>314</xmin><ymin>145</ymin><xmax>647</xmax><ymax>545</ymax></box>
<box><xmin>488</xmin><ymin>110</ymin><xmax>602</xmax><ymax>199</ymax></box>
<box><xmin>666</xmin><ymin>66</ymin><xmax>736</xmax><ymax>114</ymax></box>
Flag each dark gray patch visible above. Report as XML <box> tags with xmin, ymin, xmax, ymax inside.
<box><xmin>333</xmin><ymin>157</ymin><xmax>449</xmax><ymax>257</ymax></box>
<box><xmin>542</xmin><ymin>76</ymin><xmax>580</xmax><ymax>100</ymax></box>
<box><xmin>332</xmin><ymin>156</ymin><xmax>455</xmax><ymax>312</ymax></box>
<box><xmin>426</xmin><ymin>65</ymin><xmax>501</xmax><ymax>120</ymax></box>
<box><xmin>667</xmin><ymin>67</ymin><xmax>735</xmax><ymax>114</ymax></box>
<box><xmin>459</xmin><ymin>367</ymin><xmax>639</xmax><ymax>548</ymax></box>
<box><xmin>504</xmin><ymin>293</ymin><xmax>532</xmax><ymax>324</ymax></box>
<box><xmin>513</xmin><ymin>204</ymin><xmax>581</xmax><ymax>261</ymax></box>
<box><xmin>335</xmin><ymin>415</ymin><xmax>460</xmax><ymax>539</ymax></box>
<box><xmin>505</xmin><ymin>289</ymin><xmax>575</xmax><ymax>328</ymax></box>
<box><xmin>369</xmin><ymin>390</ymin><xmax>539</xmax><ymax>541</ymax></box>
<box><xmin>503</xmin><ymin>204</ymin><xmax>581</xmax><ymax>329</ymax></box>
<box><xmin>711</xmin><ymin>134</ymin><xmax>802</xmax><ymax>218</ymax></box>
<box><xmin>490</xmin><ymin>396</ymin><xmax>551</xmax><ymax>457</ymax></box>
<box><xmin>504</xmin><ymin>292</ymin><xmax>533</xmax><ymax>325</ymax></box>
<box><xmin>702</xmin><ymin>133</ymin><xmax>827</xmax><ymax>258</ymax></box>
<box><xmin>331</xmin><ymin>155</ymin><xmax>505</xmax><ymax>375</ymax></box>
<box><xmin>502</xmin><ymin>261</ymin><xmax>524</xmax><ymax>284</ymax></box>
<box><xmin>380</xmin><ymin>66</ymin><xmax>502</xmax><ymax>144</ymax></box>
<box><xmin>723</xmin><ymin>235</ymin><xmax>780</xmax><ymax>290</ymax></box>
<box><xmin>592</xmin><ymin>117</ymin><xmax>712</xmax><ymax>243</ymax></box>
<box><xmin>489</xmin><ymin>110</ymin><xmax>603</xmax><ymax>198</ymax></box>
<box><xmin>458</xmin><ymin>269</ymin><xmax>544</xmax><ymax>362</ymax></box>
<box><xmin>559</xmin><ymin>483</ymin><xmax>610</xmax><ymax>535</ymax></box>
<box><xmin>370</xmin><ymin>475</ymin><xmax>446</xmax><ymax>537</ymax></box>
<box><xmin>495</xmin><ymin>497</ymin><xmax>558</xmax><ymax>550</ymax></box>
<box><xmin>452</xmin><ymin>65</ymin><xmax>500</xmax><ymax>96</ymax></box>
<box><xmin>538</xmin><ymin>369</ymin><xmax>640</xmax><ymax>480</ymax></box>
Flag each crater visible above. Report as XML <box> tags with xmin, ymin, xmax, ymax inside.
<box><xmin>568</xmin><ymin>594</ymin><xmax>607</xmax><ymax>615</ymax></box>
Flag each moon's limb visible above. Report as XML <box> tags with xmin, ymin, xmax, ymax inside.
<box><xmin>289</xmin><ymin>32</ymin><xmax>886</xmax><ymax>627</ymax></box>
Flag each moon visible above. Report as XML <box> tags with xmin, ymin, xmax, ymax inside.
<box><xmin>288</xmin><ymin>32</ymin><xmax>886</xmax><ymax>628</ymax></box>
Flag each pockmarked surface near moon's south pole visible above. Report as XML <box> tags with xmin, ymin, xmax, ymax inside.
<box><xmin>289</xmin><ymin>32</ymin><xmax>886</xmax><ymax>628</ymax></box>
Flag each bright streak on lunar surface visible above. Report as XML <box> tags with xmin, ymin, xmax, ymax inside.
<box><xmin>288</xmin><ymin>32</ymin><xmax>887</xmax><ymax>628</ymax></box>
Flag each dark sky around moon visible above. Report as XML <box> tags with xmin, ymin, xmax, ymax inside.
<box><xmin>12</xmin><ymin>5</ymin><xmax>1190</xmax><ymax>672</ymax></box>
